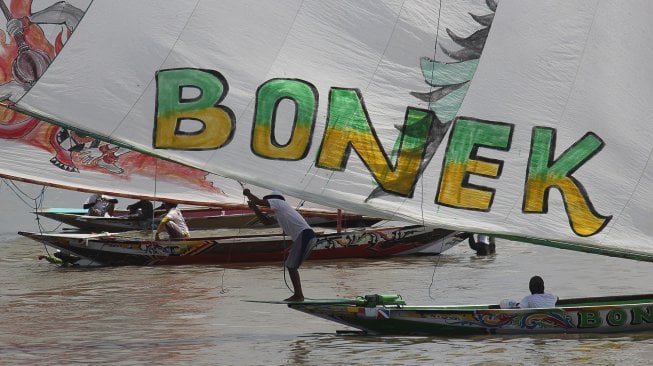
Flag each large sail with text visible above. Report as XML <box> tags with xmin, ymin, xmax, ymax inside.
<box><xmin>0</xmin><ymin>0</ymin><xmax>243</xmax><ymax>206</ymax></box>
<box><xmin>5</xmin><ymin>0</ymin><xmax>653</xmax><ymax>255</ymax></box>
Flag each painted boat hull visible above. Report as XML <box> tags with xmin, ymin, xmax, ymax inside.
<box><xmin>20</xmin><ymin>226</ymin><xmax>462</xmax><ymax>267</ymax></box>
<box><xmin>288</xmin><ymin>294</ymin><xmax>653</xmax><ymax>335</ymax></box>
<box><xmin>33</xmin><ymin>207</ymin><xmax>381</xmax><ymax>232</ymax></box>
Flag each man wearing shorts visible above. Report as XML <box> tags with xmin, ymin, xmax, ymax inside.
<box><xmin>243</xmin><ymin>189</ymin><xmax>317</xmax><ymax>301</ymax></box>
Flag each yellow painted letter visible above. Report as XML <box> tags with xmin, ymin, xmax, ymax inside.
<box><xmin>155</xmin><ymin>68</ymin><xmax>234</xmax><ymax>150</ymax></box>
<box><xmin>317</xmin><ymin>88</ymin><xmax>432</xmax><ymax>197</ymax></box>
<box><xmin>437</xmin><ymin>118</ymin><xmax>512</xmax><ymax>210</ymax></box>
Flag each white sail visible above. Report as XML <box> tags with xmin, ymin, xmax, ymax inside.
<box><xmin>0</xmin><ymin>0</ymin><xmax>245</xmax><ymax>206</ymax></box>
<box><xmin>6</xmin><ymin>0</ymin><xmax>653</xmax><ymax>255</ymax></box>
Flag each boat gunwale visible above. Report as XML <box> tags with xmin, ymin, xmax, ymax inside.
<box><xmin>289</xmin><ymin>293</ymin><xmax>653</xmax><ymax>311</ymax></box>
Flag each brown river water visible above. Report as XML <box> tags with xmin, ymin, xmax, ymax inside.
<box><xmin>1</xmin><ymin>234</ymin><xmax>653</xmax><ymax>365</ymax></box>
<box><xmin>1</xmin><ymin>184</ymin><xmax>652</xmax><ymax>365</ymax></box>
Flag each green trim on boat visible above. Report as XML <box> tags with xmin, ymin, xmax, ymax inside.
<box><xmin>496</xmin><ymin>234</ymin><xmax>653</xmax><ymax>262</ymax></box>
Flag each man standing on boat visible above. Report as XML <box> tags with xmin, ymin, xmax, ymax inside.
<box><xmin>243</xmin><ymin>189</ymin><xmax>317</xmax><ymax>302</ymax></box>
<box><xmin>155</xmin><ymin>202</ymin><xmax>190</xmax><ymax>240</ymax></box>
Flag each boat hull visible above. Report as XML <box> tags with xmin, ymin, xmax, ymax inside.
<box><xmin>288</xmin><ymin>294</ymin><xmax>653</xmax><ymax>335</ymax></box>
<box><xmin>20</xmin><ymin>226</ymin><xmax>461</xmax><ymax>266</ymax></box>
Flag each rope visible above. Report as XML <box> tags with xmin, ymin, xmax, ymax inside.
<box><xmin>237</xmin><ymin>181</ymin><xmax>293</xmax><ymax>295</ymax></box>
<box><xmin>218</xmin><ymin>267</ymin><xmax>228</xmax><ymax>294</ymax></box>
<box><xmin>428</xmin><ymin>240</ymin><xmax>445</xmax><ymax>300</ymax></box>
<box><xmin>425</xmin><ymin>0</ymin><xmax>444</xmax><ymax>299</ymax></box>
<box><xmin>281</xmin><ymin>233</ymin><xmax>293</xmax><ymax>294</ymax></box>
<box><xmin>151</xmin><ymin>158</ymin><xmax>160</xmax><ymax>240</ymax></box>
<box><xmin>1</xmin><ymin>178</ymin><xmax>60</xmax><ymax>258</ymax></box>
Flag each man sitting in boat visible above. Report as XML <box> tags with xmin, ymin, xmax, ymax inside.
<box><xmin>127</xmin><ymin>199</ymin><xmax>154</xmax><ymax>219</ymax></box>
<box><xmin>518</xmin><ymin>275</ymin><xmax>558</xmax><ymax>308</ymax></box>
<box><xmin>243</xmin><ymin>189</ymin><xmax>317</xmax><ymax>302</ymax></box>
<box><xmin>83</xmin><ymin>193</ymin><xmax>118</xmax><ymax>217</ymax></box>
<box><xmin>154</xmin><ymin>202</ymin><xmax>190</xmax><ymax>240</ymax></box>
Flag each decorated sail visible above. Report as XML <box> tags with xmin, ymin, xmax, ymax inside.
<box><xmin>0</xmin><ymin>0</ymin><xmax>244</xmax><ymax>206</ymax></box>
<box><xmin>5</xmin><ymin>0</ymin><xmax>653</xmax><ymax>255</ymax></box>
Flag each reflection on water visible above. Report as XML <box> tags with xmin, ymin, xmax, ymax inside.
<box><xmin>1</xmin><ymin>234</ymin><xmax>652</xmax><ymax>365</ymax></box>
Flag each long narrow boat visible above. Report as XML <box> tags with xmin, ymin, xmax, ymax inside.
<box><xmin>286</xmin><ymin>293</ymin><xmax>653</xmax><ymax>335</ymax></box>
<box><xmin>33</xmin><ymin>207</ymin><xmax>381</xmax><ymax>232</ymax></box>
<box><xmin>20</xmin><ymin>226</ymin><xmax>464</xmax><ymax>267</ymax></box>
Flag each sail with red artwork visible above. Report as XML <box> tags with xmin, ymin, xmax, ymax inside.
<box><xmin>0</xmin><ymin>0</ymin><xmax>243</xmax><ymax>206</ymax></box>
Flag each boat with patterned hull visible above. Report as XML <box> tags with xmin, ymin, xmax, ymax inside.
<box><xmin>287</xmin><ymin>294</ymin><xmax>653</xmax><ymax>335</ymax></box>
<box><xmin>20</xmin><ymin>226</ymin><xmax>465</xmax><ymax>267</ymax></box>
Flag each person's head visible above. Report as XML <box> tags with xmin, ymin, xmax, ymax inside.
<box><xmin>529</xmin><ymin>275</ymin><xmax>545</xmax><ymax>294</ymax></box>
<box><xmin>263</xmin><ymin>191</ymin><xmax>285</xmax><ymax>201</ymax></box>
<box><xmin>101</xmin><ymin>195</ymin><xmax>118</xmax><ymax>204</ymax></box>
<box><xmin>162</xmin><ymin>202</ymin><xmax>178</xmax><ymax>210</ymax></box>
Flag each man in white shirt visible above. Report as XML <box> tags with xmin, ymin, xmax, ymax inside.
<box><xmin>467</xmin><ymin>233</ymin><xmax>495</xmax><ymax>256</ymax></box>
<box><xmin>155</xmin><ymin>202</ymin><xmax>190</xmax><ymax>240</ymax></box>
<box><xmin>244</xmin><ymin>189</ymin><xmax>317</xmax><ymax>302</ymax></box>
<box><xmin>518</xmin><ymin>275</ymin><xmax>558</xmax><ymax>308</ymax></box>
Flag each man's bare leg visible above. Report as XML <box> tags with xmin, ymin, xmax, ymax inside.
<box><xmin>284</xmin><ymin>268</ymin><xmax>304</xmax><ymax>302</ymax></box>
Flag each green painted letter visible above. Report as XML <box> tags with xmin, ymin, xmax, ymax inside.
<box><xmin>606</xmin><ymin>309</ymin><xmax>627</xmax><ymax>326</ymax></box>
<box><xmin>437</xmin><ymin>118</ymin><xmax>512</xmax><ymax>210</ymax></box>
<box><xmin>155</xmin><ymin>68</ymin><xmax>234</xmax><ymax>150</ymax></box>
<box><xmin>578</xmin><ymin>310</ymin><xmax>602</xmax><ymax>328</ymax></box>
<box><xmin>251</xmin><ymin>79</ymin><xmax>317</xmax><ymax>160</ymax></box>
<box><xmin>316</xmin><ymin>88</ymin><xmax>432</xmax><ymax>197</ymax></box>
<box><xmin>523</xmin><ymin>128</ymin><xmax>611</xmax><ymax>236</ymax></box>
<box><xmin>631</xmin><ymin>306</ymin><xmax>653</xmax><ymax>325</ymax></box>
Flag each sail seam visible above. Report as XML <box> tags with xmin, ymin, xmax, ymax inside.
<box><xmin>552</xmin><ymin>1</ymin><xmax>609</xmax><ymax>246</ymax></box>
<box><xmin>106</xmin><ymin>0</ymin><xmax>204</xmax><ymax>138</ymax></box>
<box><xmin>421</xmin><ymin>0</ymin><xmax>444</xmax><ymax>228</ymax></box>
<box><xmin>362</xmin><ymin>0</ymin><xmax>407</xmax><ymax>94</ymax></box>
<box><xmin>205</xmin><ymin>0</ymin><xmax>307</xmax><ymax>187</ymax></box>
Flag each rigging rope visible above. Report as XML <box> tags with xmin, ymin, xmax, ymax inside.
<box><xmin>152</xmin><ymin>158</ymin><xmax>160</xmax><ymax>240</ymax></box>
<box><xmin>1</xmin><ymin>178</ymin><xmax>62</xmax><ymax>258</ymax></box>
<box><xmin>237</xmin><ymin>181</ymin><xmax>293</xmax><ymax>294</ymax></box>
<box><xmin>428</xmin><ymin>240</ymin><xmax>445</xmax><ymax>300</ymax></box>
<box><xmin>425</xmin><ymin>0</ymin><xmax>445</xmax><ymax>299</ymax></box>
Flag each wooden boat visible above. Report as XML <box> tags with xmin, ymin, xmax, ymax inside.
<box><xmin>20</xmin><ymin>225</ymin><xmax>464</xmax><ymax>267</ymax></box>
<box><xmin>286</xmin><ymin>293</ymin><xmax>653</xmax><ymax>335</ymax></box>
<box><xmin>33</xmin><ymin>207</ymin><xmax>380</xmax><ymax>232</ymax></box>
